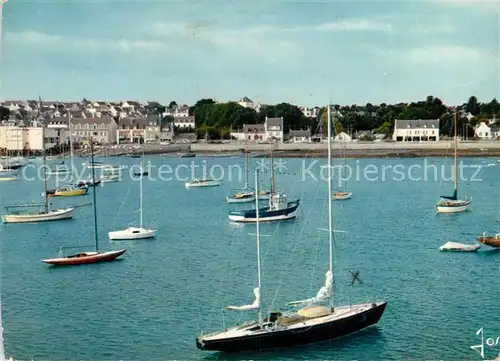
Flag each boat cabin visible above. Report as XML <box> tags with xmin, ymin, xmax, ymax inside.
<box><xmin>269</xmin><ymin>193</ymin><xmax>288</xmax><ymax>211</ymax></box>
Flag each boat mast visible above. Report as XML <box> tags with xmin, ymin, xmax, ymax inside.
<box><xmin>327</xmin><ymin>104</ymin><xmax>334</xmax><ymax>307</ymax></box>
<box><xmin>139</xmin><ymin>156</ymin><xmax>143</xmax><ymax>228</ymax></box>
<box><xmin>255</xmin><ymin>169</ymin><xmax>263</xmax><ymax>327</ymax></box>
<box><xmin>244</xmin><ymin>137</ymin><xmax>248</xmax><ymax>188</ymax></box>
<box><xmin>69</xmin><ymin>112</ymin><xmax>75</xmax><ymax>181</ymax></box>
<box><xmin>90</xmin><ymin>139</ymin><xmax>99</xmax><ymax>252</ymax></box>
<box><xmin>453</xmin><ymin>112</ymin><xmax>458</xmax><ymax>197</ymax></box>
<box><xmin>40</xmin><ymin>97</ymin><xmax>49</xmax><ymax>213</ymax></box>
<box><xmin>342</xmin><ymin>143</ymin><xmax>347</xmax><ymax>192</ymax></box>
<box><xmin>42</xmin><ymin>122</ymin><xmax>49</xmax><ymax>213</ymax></box>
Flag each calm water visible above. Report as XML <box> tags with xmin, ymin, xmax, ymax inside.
<box><xmin>1</xmin><ymin>155</ymin><xmax>499</xmax><ymax>361</ymax></box>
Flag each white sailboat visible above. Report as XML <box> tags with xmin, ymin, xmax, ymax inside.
<box><xmin>185</xmin><ymin>131</ymin><xmax>220</xmax><ymax>188</ymax></box>
<box><xmin>436</xmin><ymin>112</ymin><xmax>471</xmax><ymax>213</ymax></box>
<box><xmin>2</xmin><ymin>121</ymin><xmax>75</xmax><ymax>223</ymax></box>
<box><xmin>108</xmin><ymin>157</ymin><xmax>156</xmax><ymax>240</ymax></box>
<box><xmin>226</xmin><ymin>140</ymin><xmax>271</xmax><ymax>203</ymax></box>
<box><xmin>333</xmin><ymin>142</ymin><xmax>352</xmax><ymax>200</ymax></box>
<box><xmin>197</xmin><ymin>104</ymin><xmax>387</xmax><ymax>352</ymax></box>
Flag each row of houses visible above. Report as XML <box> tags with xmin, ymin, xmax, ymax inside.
<box><xmin>0</xmin><ymin>114</ymin><xmax>177</xmax><ymax>151</ymax></box>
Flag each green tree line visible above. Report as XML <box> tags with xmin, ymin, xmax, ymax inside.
<box><xmin>176</xmin><ymin>96</ymin><xmax>500</xmax><ymax>139</ymax></box>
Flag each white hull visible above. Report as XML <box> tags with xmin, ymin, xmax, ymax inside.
<box><xmin>185</xmin><ymin>180</ymin><xmax>220</xmax><ymax>188</ymax></box>
<box><xmin>436</xmin><ymin>201</ymin><xmax>471</xmax><ymax>213</ymax></box>
<box><xmin>108</xmin><ymin>227</ymin><xmax>156</xmax><ymax>240</ymax></box>
<box><xmin>226</xmin><ymin>196</ymin><xmax>256</xmax><ymax>203</ymax></box>
<box><xmin>228</xmin><ymin>209</ymin><xmax>297</xmax><ymax>223</ymax></box>
<box><xmin>439</xmin><ymin>241</ymin><xmax>480</xmax><ymax>252</ymax></box>
<box><xmin>2</xmin><ymin>208</ymin><xmax>74</xmax><ymax>223</ymax></box>
<box><xmin>45</xmin><ymin>170</ymin><xmax>71</xmax><ymax>176</ymax></box>
<box><xmin>100</xmin><ymin>175</ymin><xmax>120</xmax><ymax>183</ymax></box>
<box><xmin>333</xmin><ymin>192</ymin><xmax>352</xmax><ymax>200</ymax></box>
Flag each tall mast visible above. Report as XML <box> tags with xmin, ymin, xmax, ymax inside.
<box><xmin>244</xmin><ymin>138</ymin><xmax>248</xmax><ymax>188</ymax></box>
<box><xmin>90</xmin><ymin>139</ymin><xmax>99</xmax><ymax>252</ymax></box>
<box><xmin>327</xmin><ymin>104</ymin><xmax>334</xmax><ymax>290</ymax></box>
<box><xmin>68</xmin><ymin>112</ymin><xmax>74</xmax><ymax>180</ymax></box>
<box><xmin>139</xmin><ymin>156</ymin><xmax>143</xmax><ymax>228</ymax></box>
<box><xmin>453</xmin><ymin>112</ymin><xmax>458</xmax><ymax>196</ymax></box>
<box><xmin>270</xmin><ymin>140</ymin><xmax>275</xmax><ymax>196</ymax></box>
<box><xmin>39</xmin><ymin>97</ymin><xmax>49</xmax><ymax>213</ymax></box>
<box><xmin>255</xmin><ymin>169</ymin><xmax>263</xmax><ymax>327</ymax></box>
<box><xmin>343</xmin><ymin>142</ymin><xmax>347</xmax><ymax>192</ymax></box>
<box><xmin>42</xmin><ymin>120</ymin><xmax>49</xmax><ymax>213</ymax></box>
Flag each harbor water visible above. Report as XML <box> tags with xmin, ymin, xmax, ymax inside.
<box><xmin>1</xmin><ymin>155</ymin><xmax>499</xmax><ymax>360</ymax></box>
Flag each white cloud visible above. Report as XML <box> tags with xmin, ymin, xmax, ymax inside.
<box><xmin>406</xmin><ymin>45</ymin><xmax>484</xmax><ymax>64</ymax></box>
<box><xmin>5</xmin><ymin>31</ymin><xmax>167</xmax><ymax>53</ymax></box>
<box><xmin>291</xmin><ymin>19</ymin><xmax>389</xmax><ymax>32</ymax></box>
<box><xmin>430</xmin><ymin>0</ymin><xmax>499</xmax><ymax>9</ymax></box>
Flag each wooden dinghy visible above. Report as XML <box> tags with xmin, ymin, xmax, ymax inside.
<box><xmin>476</xmin><ymin>232</ymin><xmax>500</xmax><ymax>248</ymax></box>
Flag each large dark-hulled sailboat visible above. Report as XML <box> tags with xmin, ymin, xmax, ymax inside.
<box><xmin>196</xmin><ymin>104</ymin><xmax>387</xmax><ymax>353</ymax></box>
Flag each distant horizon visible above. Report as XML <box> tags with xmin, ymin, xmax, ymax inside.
<box><xmin>2</xmin><ymin>1</ymin><xmax>498</xmax><ymax>106</ymax></box>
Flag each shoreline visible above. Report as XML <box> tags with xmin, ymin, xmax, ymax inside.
<box><xmin>70</xmin><ymin>142</ymin><xmax>500</xmax><ymax>159</ymax></box>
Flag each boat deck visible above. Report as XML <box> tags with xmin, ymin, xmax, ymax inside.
<box><xmin>200</xmin><ymin>302</ymin><xmax>382</xmax><ymax>341</ymax></box>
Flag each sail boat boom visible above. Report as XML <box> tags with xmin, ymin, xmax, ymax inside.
<box><xmin>317</xmin><ymin>228</ymin><xmax>347</xmax><ymax>233</ymax></box>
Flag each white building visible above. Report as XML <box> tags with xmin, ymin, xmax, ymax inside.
<box><xmin>230</xmin><ymin>117</ymin><xmax>284</xmax><ymax>143</ymax></box>
<box><xmin>474</xmin><ymin>122</ymin><xmax>500</xmax><ymax>140</ymax></box>
<box><xmin>0</xmin><ymin>125</ymin><xmax>64</xmax><ymax>151</ymax></box>
<box><xmin>72</xmin><ymin>117</ymin><xmax>118</xmax><ymax>144</ymax></box>
<box><xmin>289</xmin><ymin>129</ymin><xmax>311</xmax><ymax>143</ymax></box>
<box><xmin>265</xmin><ymin>117</ymin><xmax>284</xmax><ymax>142</ymax></box>
<box><xmin>174</xmin><ymin>115</ymin><xmax>195</xmax><ymax>129</ymax></box>
<box><xmin>335</xmin><ymin>131</ymin><xmax>352</xmax><ymax>142</ymax></box>
<box><xmin>237</xmin><ymin>96</ymin><xmax>261</xmax><ymax>112</ymax></box>
<box><xmin>474</xmin><ymin>122</ymin><xmax>491</xmax><ymax>140</ymax></box>
<box><xmin>392</xmin><ymin>119</ymin><xmax>440</xmax><ymax>142</ymax></box>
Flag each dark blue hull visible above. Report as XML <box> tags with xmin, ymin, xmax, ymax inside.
<box><xmin>228</xmin><ymin>200</ymin><xmax>300</xmax><ymax>222</ymax></box>
<box><xmin>196</xmin><ymin>301</ymin><xmax>387</xmax><ymax>352</ymax></box>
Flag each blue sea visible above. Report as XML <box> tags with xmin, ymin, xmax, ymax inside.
<box><xmin>1</xmin><ymin>155</ymin><xmax>499</xmax><ymax>361</ymax></box>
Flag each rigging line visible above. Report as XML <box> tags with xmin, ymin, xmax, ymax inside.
<box><xmin>436</xmin><ymin>145</ymin><xmax>450</xmax><ymax>200</ymax></box>
<box><xmin>267</xmin><ymin>179</ymin><xmax>323</xmax><ymax>312</ymax></box>
<box><xmin>111</xmin><ymin>186</ymin><xmax>131</xmax><ymax>228</ymax></box>
<box><xmin>267</xmin><ymin>136</ymin><xmax>326</xmax><ymax>311</ymax></box>
<box><xmin>205</xmin><ymin>220</ymin><xmax>243</xmax><ymax>330</ymax></box>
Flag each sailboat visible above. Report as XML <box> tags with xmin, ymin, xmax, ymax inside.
<box><xmin>2</xmin><ymin>122</ymin><xmax>75</xmax><ymax>223</ymax></box>
<box><xmin>196</xmin><ymin>107</ymin><xmax>387</xmax><ymax>351</ymax></box>
<box><xmin>226</xmin><ymin>141</ymin><xmax>270</xmax><ymax>203</ymax></box>
<box><xmin>333</xmin><ymin>142</ymin><xmax>352</xmax><ymax>200</ymax></box>
<box><xmin>42</xmin><ymin>140</ymin><xmax>126</xmax><ymax>266</ymax></box>
<box><xmin>228</xmin><ymin>141</ymin><xmax>297</xmax><ymax>222</ymax></box>
<box><xmin>436</xmin><ymin>112</ymin><xmax>471</xmax><ymax>213</ymax></box>
<box><xmin>185</xmin><ymin>131</ymin><xmax>220</xmax><ymax>188</ymax></box>
<box><xmin>108</xmin><ymin>157</ymin><xmax>156</xmax><ymax>240</ymax></box>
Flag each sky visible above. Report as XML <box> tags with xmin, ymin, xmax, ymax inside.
<box><xmin>1</xmin><ymin>0</ymin><xmax>499</xmax><ymax>107</ymax></box>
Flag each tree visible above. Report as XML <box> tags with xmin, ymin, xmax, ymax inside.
<box><xmin>466</xmin><ymin>96</ymin><xmax>480</xmax><ymax>115</ymax></box>
<box><xmin>161</xmin><ymin>115</ymin><xmax>174</xmax><ymax>128</ymax></box>
<box><xmin>0</xmin><ymin>106</ymin><xmax>10</xmax><ymax>121</ymax></box>
<box><xmin>168</xmin><ymin>101</ymin><xmax>177</xmax><ymax>110</ymax></box>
